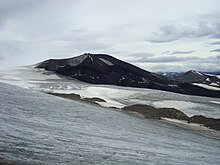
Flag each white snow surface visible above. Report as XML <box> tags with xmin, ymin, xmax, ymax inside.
<box><xmin>210</xmin><ymin>101</ymin><xmax>220</xmax><ymax>105</ymax></box>
<box><xmin>53</xmin><ymin>86</ymin><xmax>136</xmax><ymax>108</ymax></box>
<box><xmin>206</xmin><ymin>78</ymin><xmax>210</xmax><ymax>82</ymax></box>
<box><xmin>1</xmin><ymin>67</ymin><xmax>220</xmax><ymax>118</ymax></box>
<box><xmin>210</xmin><ymin>82</ymin><xmax>220</xmax><ymax>87</ymax></box>
<box><xmin>161</xmin><ymin>118</ymin><xmax>212</xmax><ymax>131</ymax></box>
<box><xmin>152</xmin><ymin>100</ymin><xmax>200</xmax><ymax>117</ymax></box>
<box><xmin>1</xmin><ymin>82</ymin><xmax>220</xmax><ymax>164</ymax></box>
<box><xmin>192</xmin><ymin>83</ymin><xmax>220</xmax><ymax>91</ymax></box>
<box><xmin>0</xmin><ymin>66</ymin><xmax>62</xmax><ymax>89</ymax></box>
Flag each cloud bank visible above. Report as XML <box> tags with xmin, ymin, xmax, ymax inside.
<box><xmin>146</xmin><ymin>21</ymin><xmax>220</xmax><ymax>43</ymax></box>
<box><xmin>0</xmin><ymin>0</ymin><xmax>220</xmax><ymax>72</ymax></box>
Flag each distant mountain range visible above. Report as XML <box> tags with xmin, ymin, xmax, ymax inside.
<box><xmin>157</xmin><ymin>72</ymin><xmax>184</xmax><ymax>78</ymax></box>
<box><xmin>158</xmin><ymin>70</ymin><xmax>220</xmax><ymax>87</ymax></box>
<box><xmin>158</xmin><ymin>71</ymin><xmax>220</xmax><ymax>79</ymax></box>
<box><xmin>174</xmin><ymin>70</ymin><xmax>220</xmax><ymax>84</ymax></box>
<box><xmin>36</xmin><ymin>53</ymin><xmax>220</xmax><ymax>98</ymax></box>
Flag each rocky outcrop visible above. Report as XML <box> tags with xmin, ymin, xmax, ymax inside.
<box><xmin>122</xmin><ymin>104</ymin><xmax>189</xmax><ymax>120</ymax></box>
<box><xmin>122</xmin><ymin>104</ymin><xmax>220</xmax><ymax>131</ymax></box>
<box><xmin>48</xmin><ymin>93</ymin><xmax>220</xmax><ymax>131</ymax></box>
<box><xmin>47</xmin><ymin>93</ymin><xmax>106</xmax><ymax>105</ymax></box>
<box><xmin>188</xmin><ymin>115</ymin><xmax>220</xmax><ymax>131</ymax></box>
<box><xmin>48</xmin><ymin>93</ymin><xmax>81</xmax><ymax>100</ymax></box>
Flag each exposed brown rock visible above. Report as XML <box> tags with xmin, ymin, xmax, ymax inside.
<box><xmin>188</xmin><ymin>115</ymin><xmax>220</xmax><ymax>131</ymax></box>
<box><xmin>47</xmin><ymin>93</ymin><xmax>106</xmax><ymax>105</ymax></box>
<box><xmin>48</xmin><ymin>93</ymin><xmax>81</xmax><ymax>100</ymax></box>
<box><xmin>122</xmin><ymin>104</ymin><xmax>220</xmax><ymax>131</ymax></box>
<box><xmin>122</xmin><ymin>104</ymin><xmax>189</xmax><ymax>120</ymax></box>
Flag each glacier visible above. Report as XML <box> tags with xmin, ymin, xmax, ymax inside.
<box><xmin>0</xmin><ymin>82</ymin><xmax>220</xmax><ymax>164</ymax></box>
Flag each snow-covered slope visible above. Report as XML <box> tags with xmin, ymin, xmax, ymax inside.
<box><xmin>1</xmin><ymin>82</ymin><xmax>220</xmax><ymax>164</ymax></box>
<box><xmin>1</xmin><ymin>67</ymin><xmax>220</xmax><ymax>118</ymax></box>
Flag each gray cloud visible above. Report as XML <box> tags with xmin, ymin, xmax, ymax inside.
<box><xmin>141</xmin><ymin>56</ymin><xmax>198</xmax><ymax>63</ymax></box>
<box><xmin>147</xmin><ymin>25</ymin><xmax>179</xmax><ymax>43</ymax></box>
<box><xmin>0</xmin><ymin>0</ymin><xmax>42</xmax><ymax>24</ymax></box>
<box><xmin>127</xmin><ymin>54</ymin><xmax>198</xmax><ymax>63</ymax></box>
<box><xmin>163</xmin><ymin>50</ymin><xmax>195</xmax><ymax>55</ymax></box>
<box><xmin>210</xmin><ymin>41</ymin><xmax>220</xmax><ymax>45</ymax></box>
<box><xmin>0</xmin><ymin>0</ymin><xmax>219</xmax><ymax>71</ymax></box>
<box><xmin>147</xmin><ymin>63</ymin><xmax>220</xmax><ymax>72</ymax></box>
<box><xmin>34</xmin><ymin>28</ymin><xmax>113</xmax><ymax>47</ymax></box>
<box><xmin>122</xmin><ymin>52</ymin><xmax>156</xmax><ymax>62</ymax></box>
<box><xmin>210</xmin><ymin>48</ymin><xmax>220</xmax><ymax>52</ymax></box>
<box><xmin>0</xmin><ymin>53</ymin><xmax>4</xmax><ymax>60</ymax></box>
<box><xmin>57</xmin><ymin>29</ymin><xmax>103</xmax><ymax>42</ymax></box>
<box><xmin>0</xmin><ymin>26</ymin><xmax>114</xmax><ymax>63</ymax></box>
<box><xmin>161</xmin><ymin>51</ymin><xmax>170</xmax><ymax>55</ymax></box>
<box><xmin>127</xmin><ymin>54</ymin><xmax>220</xmax><ymax>64</ymax></box>
<box><xmin>146</xmin><ymin>21</ymin><xmax>220</xmax><ymax>43</ymax></box>
<box><xmin>133</xmin><ymin>55</ymin><xmax>220</xmax><ymax>72</ymax></box>
<box><xmin>145</xmin><ymin>56</ymin><xmax>185</xmax><ymax>63</ymax></box>
<box><xmin>0</xmin><ymin>40</ymin><xmax>23</xmax><ymax>58</ymax></box>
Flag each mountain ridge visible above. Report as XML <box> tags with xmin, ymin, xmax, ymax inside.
<box><xmin>36</xmin><ymin>53</ymin><xmax>220</xmax><ymax>98</ymax></box>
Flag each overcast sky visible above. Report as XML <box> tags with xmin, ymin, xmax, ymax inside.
<box><xmin>0</xmin><ymin>0</ymin><xmax>220</xmax><ymax>72</ymax></box>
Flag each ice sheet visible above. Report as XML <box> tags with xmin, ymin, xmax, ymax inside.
<box><xmin>1</xmin><ymin>67</ymin><xmax>220</xmax><ymax>118</ymax></box>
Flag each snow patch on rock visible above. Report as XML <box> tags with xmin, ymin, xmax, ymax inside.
<box><xmin>192</xmin><ymin>83</ymin><xmax>220</xmax><ymax>91</ymax></box>
<box><xmin>99</xmin><ymin>58</ymin><xmax>114</xmax><ymax>66</ymax></box>
<box><xmin>191</xmin><ymin>70</ymin><xmax>203</xmax><ymax>76</ymax></box>
<box><xmin>68</xmin><ymin>54</ymin><xmax>87</xmax><ymax>66</ymax></box>
<box><xmin>210</xmin><ymin>101</ymin><xmax>220</xmax><ymax>105</ymax></box>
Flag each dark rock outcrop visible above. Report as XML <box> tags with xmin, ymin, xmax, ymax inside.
<box><xmin>47</xmin><ymin>93</ymin><xmax>106</xmax><ymax>105</ymax></box>
<box><xmin>48</xmin><ymin>93</ymin><xmax>81</xmax><ymax>100</ymax></box>
<box><xmin>188</xmin><ymin>115</ymin><xmax>220</xmax><ymax>131</ymax></box>
<box><xmin>48</xmin><ymin>93</ymin><xmax>220</xmax><ymax>131</ymax></box>
<box><xmin>37</xmin><ymin>53</ymin><xmax>220</xmax><ymax>98</ymax></box>
<box><xmin>122</xmin><ymin>104</ymin><xmax>220</xmax><ymax>131</ymax></box>
<box><xmin>122</xmin><ymin>104</ymin><xmax>189</xmax><ymax>121</ymax></box>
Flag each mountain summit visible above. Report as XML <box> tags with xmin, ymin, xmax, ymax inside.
<box><xmin>37</xmin><ymin>53</ymin><xmax>173</xmax><ymax>88</ymax></box>
<box><xmin>37</xmin><ymin>53</ymin><xmax>220</xmax><ymax>98</ymax></box>
<box><xmin>174</xmin><ymin>70</ymin><xmax>220</xmax><ymax>84</ymax></box>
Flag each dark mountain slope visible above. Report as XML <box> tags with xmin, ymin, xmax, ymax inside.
<box><xmin>36</xmin><ymin>53</ymin><xmax>220</xmax><ymax>98</ymax></box>
<box><xmin>174</xmin><ymin>70</ymin><xmax>219</xmax><ymax>83</ymax></box>
<box><xmin>37</xmin><ymin>53</ymin><xmax>174</xmax><ymax>87</ymax></box>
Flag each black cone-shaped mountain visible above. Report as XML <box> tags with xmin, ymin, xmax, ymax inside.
<box><xmin>37</xmin><ymin>53</ymin><xmax>220</xmax><ymax>98</ymax></box>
